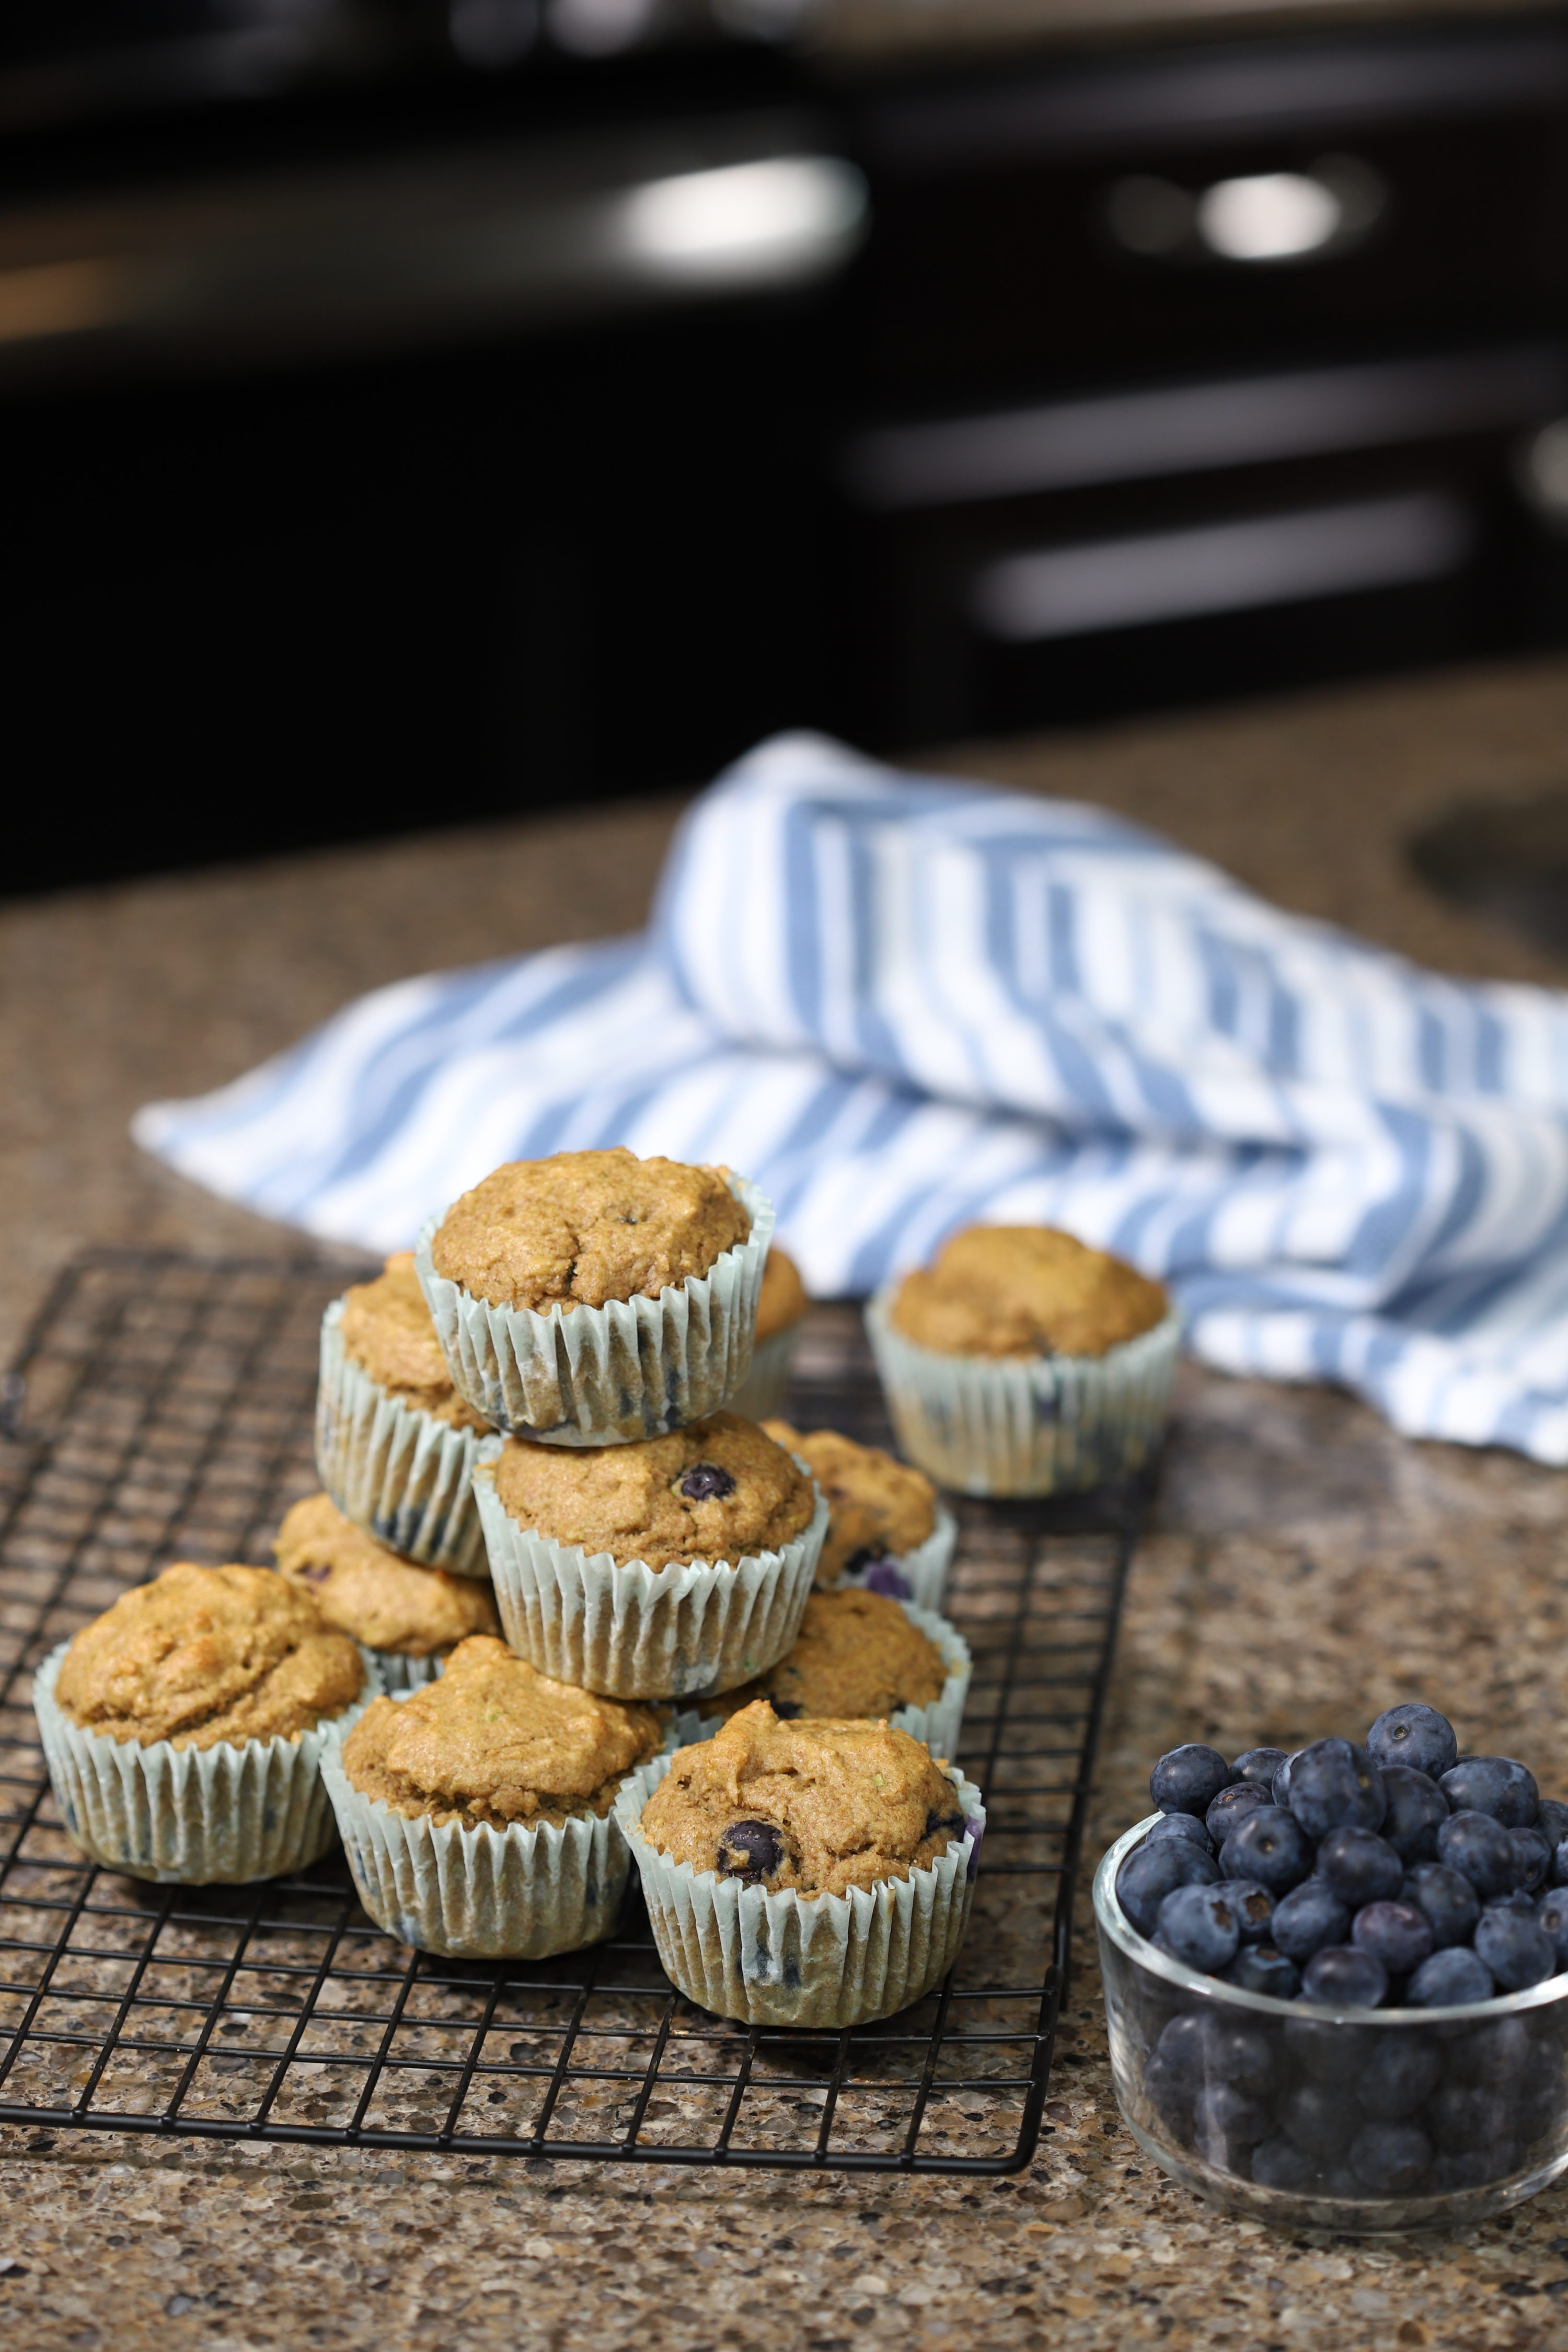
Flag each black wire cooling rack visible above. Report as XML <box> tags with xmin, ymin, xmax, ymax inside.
<box><xmin>0</xmin><ymin>1249</ymin><xmax>1137</xmax><ymax>2173</ymax></box>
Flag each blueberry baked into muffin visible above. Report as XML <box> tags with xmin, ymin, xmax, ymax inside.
<box><xmin>867</xmin><ymin>1222</ymin><xmax>1180</xmax><ymax>1498</ymax></box>
<box><xmin>33</xmin><ymin>1563</ymin><xmax>370</xmax><ymax>1883</ymax></box>
<box><xmin>323</xmin><ymin>1635</ymin><xmax>666</xmax><ymax>1958</ymax></box>
<box><xmin>274</xmin><ymin>1493</ymin><xmax>500</xmax><ymax>1690</ymax></box>
<box><xmin>416</xmin><ymin>1146</ymin><xmax>775</xmax><ymax>1443</ymax></box>
<box><xmin>762</xmin><ymin>1419</ymin><xmax>948</xmax><ymax>1598</ymax></box>
<box><xmin>730</xmin><ymin>1243</ymin><xmax>809</xmax><ymax>1417</ymax></box>
<box><xmin>316</xmin><ymin>1251</ymin><xmax>492</xmax><ymax>1576</ymax></box>
<box><xmin>472</xmin><ymin>1411</ymin><xmax>828</xmax><ymax>1698</ymax></box>
<box><xmin>620</xmin><ymin>1700</ymin><xmax>985</xmax><ymax>2025</ymax></box>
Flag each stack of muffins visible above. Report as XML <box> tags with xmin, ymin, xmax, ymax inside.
<box><xmin>34</xmin><ymin>1147</ymin><xmax>1178</xmax><ymax>2033</ymax></box>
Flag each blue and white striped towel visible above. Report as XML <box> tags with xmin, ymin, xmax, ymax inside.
<box><xmin>135</xmin><ymin>731</ymin><xmax>1568</xmax><ymax>1464</ymax></box>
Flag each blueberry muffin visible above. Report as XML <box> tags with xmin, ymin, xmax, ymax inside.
<box><xmin>867</xmin><ymin>1225</ymin><xmax>1179</xmax><ymax>1498</ymax></box>
<box><xmin>431</xmin><ymin>1148</ymin><xmax>750</xmax><ymax>1313</ymax></box>
<box><xmin>763</xmin><ymin>1420</ymin><xmax>937</xmax><ymax>1589</ymax></box>
<box><xmin>730</xmin><ymin>1245</ymin><xmax>809</xmax><ymax>1417</ymax></box>
<box><xmin>325</xmin><ymin>1636</ymin><xmax>667</xmax><ymax>1957</ymax></box>
<box><xmin>755</xmin><ymin>1247</ymin><xmax>808</xmax><ymax>1344</ymax></box>
<box><xmin>317</xmin><ymin>1253</ymin><xmax>492</xmax><ymax>1577</ymax></box>
<box><xmin>891</xmin><ymin>1225</ymin><xmax>1167</xmax><ymax>1359</ymax></box>
<box><xmin>342</xmin><ymin>1254</ymin><xmax>490</xmax><ymax>1428</ymax></box>
<box><xmin>417</xmin><ymin>1148</ymin><xmax>773</xmax><ymax>1445</ymax></box>
<box><xmin>474</xmin><ymin>1413</ymin><xmax>828</xmax><ymax>1699</ymax></box>
<box><xmin>641</xmin><ymin>1699</ymin><xmax>967</xmax><ymax>1897</ymax></box>
<box><xmin>713</xmin><ymin>1589</ymin><xmax>946</xmax><ymax>1724</ymax></box>
<box><xmin>34</xmin><ymin>1564</ymin><xmax>370</xmax><ymax>1883</ymax></box>
<box><xmin>493</xmin><ymin>1411</ymin><xmax>815</xmax><ymax>1571</ymax></box>
<box><xmin>274</xmin><ymin>1493</ymin><xmax>499</xmax><ymax>1689</ymax></box>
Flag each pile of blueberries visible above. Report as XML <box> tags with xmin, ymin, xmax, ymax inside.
<box><xmin>1120</xmin><ymin>1704</ymin><xmax>1568</xmax><ymax>2007</ymax></box>
<box><xmin>1113</xmin><ymin>1703</ymin><xmax>1568</xmax><ymax>2198</ymax></box>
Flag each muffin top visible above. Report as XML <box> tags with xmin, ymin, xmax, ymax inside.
<box><xmin>340</xmin><ymin>1253</ymin><xmax>489</xmax><ymax>1431</ymax></box>
<box><xmin>763</xmin><ymin>1421</ymin><xmax>936</xmax><ymax>1586</ymax></box>
<box><xmin>494</xmin><ymin>1410</ymin><xmax>817</xmax><ymax>1571</ymax></box>
<box><xmin>273</xmin><ymin>1494</ymin><xmax>500</xmax><ymax>1658</ymax></box>
<box><xmin>713</xmin><ymin>1590</ymin><xmax>947</xmax><ymax>1726</ymax></box>
<box><xmin>341</xmin><ymin>1635</ymin><xmax>664</xmax><ymax>1830</ymax></box>
<box><xmin>54</xmin><ymin>1562</ymin><xmax>363</xmax><ymax>1751</ymax></box>
<box><xmin>890</xmin><ymin>1225</ymin><xmax>1168</xmax><ymax>1359</ymax></box>
<box><xmin>431</xmin><ymin>1147</ymin><xmax>750</xmax><ymax>1313</ymax></box>
<box><xmin>639</xmin><ymin>1700</ymin><xmax>967</xmax><ymax>1898</ymax></box>
<box><xmin>754</xmin><ymin>1245</ymin><xmax>808</xmax><ymax>1343</ymax></box>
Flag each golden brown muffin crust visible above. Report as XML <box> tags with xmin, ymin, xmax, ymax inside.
<box><xmin>640</xmin><ymin>1700</ymin><xmax>967</xmax><ymax>1898</ymax></box>
<box><xmin>341</xmin><ymin>1635</ymin><xmax>664</xmax><ymax>1830</ymax></box>
<box><xmin>754</xmin><ymin>1245</ymin><xmax>808</xmax><ymax>1342</ymax></box>
<box><xmin>340</xmin><ymin>1253</ymin><xmax>489</xmax><ymax>1431</ymax></box>
<box><xmin>763</xmin><ymin>1421</ymin><xmax>936</xmax><ymax>1586</ymax></box>
<box><xmin>494</xmin><ymin>1410</ymin><xmax>816</xmax><ymax>1571</ymax></box>
<box><xmin>713</xmin><ymin>1589</ymin><xmax>946</xmax><ymax>1724</ymax></box>
<box><xmin>55</xmin><ymin>1562</ymin><xmax>363</xmax><ymax>1751</ymax></box>
<box><xmin>890</xmin><ymin>1225</ymin><xmax>1168</xmax><ymax>1359</ymax></box>
<box><xmin>273</xmin><ymin>1494</ymin><xmax>499</xmax><ymax>1657</ymax></box>
<box><xmin>431</xmin><ymin>1147</ymin><xmax>750</xmax><ymax>1313</ymax></box>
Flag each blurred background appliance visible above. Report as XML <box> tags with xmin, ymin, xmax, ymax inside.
<box><xmin>5</xmin><ymin>0</ymin><xmax>1568</xmax><ymax>886</ymax></box>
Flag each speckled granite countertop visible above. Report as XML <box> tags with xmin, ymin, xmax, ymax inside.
<box><xmin>6</xmin><ymin>656</ymin><xmax>1568</xmax><ymax>2349</ymax></box>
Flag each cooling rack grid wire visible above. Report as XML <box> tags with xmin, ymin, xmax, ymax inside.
<box><xmin>0</xmin><ymin>1250</ymin><xmax>1137</xmax><ymax>2172</ymax></box>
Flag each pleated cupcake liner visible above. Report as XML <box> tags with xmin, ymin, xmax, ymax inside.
<box><xmin>473</xmin><ymin>1448</ymin><xmax>829</xmax><ymax>1700</ymax></box>
<box><xmin>693</xmin><ymin>1597</ymin><xmax>972</xmax><ymax>1760</ymax></box>
<box><xmin>864</xmin><ymin>1295</ymin><xmax>1182</xmax><ymax>1498</ymax></box>
<box><xmin>315</xmin><ymin>1304</ymin><xmax>491</xmax><ymax>1577</ymax></box>
<box><xmin>728</xmin><ymin>1319</ymin><xmax>801</xmax><ymax>1420</ymax></box>
<box><xmin>415</xmin><ymin>1174</ymin><xmax>775</xmax><ymax>1446</ymax></box>
<box><xmin>615</xmin><ymin>1753</ymin><xmax>986</xmax><ymax>2028</ymax></box>
<box><xmin>359</xmin><ymin>1644</ymin><xmax>446</xmax><ymax>1695</ymax></box>
<box><xmin>32</xmin><ymin>1643</ymin><xmax>381</xmax><ymax>1886</ymax></box>
<box><xmin>831</xmin><ymin>1502</ymin><xmax>958</xmax><ymax>1612</ymax></box>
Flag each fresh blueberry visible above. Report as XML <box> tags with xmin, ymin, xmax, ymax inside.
<box><xmin>1221</xmin><ymin>1881</ymin><xmax>1276</xmax><ymax>1944</ymax></box>
<box><xmin>1439</xmin><ymin>1755</ymin><xmax>1539</xmax><ymax>1829</ymax></box>
<box><xmin>1150</xmin><ymin>1745</ymin><xmax>1231</xmax><ymax>1818</ymax></box>
<box><xmin>716</xmin><ymin>1820</ymin><xmax>782</xmax><ymax>1882</ymax></box>
<box><xmin>1283</xmin><ymin>2014</ymin><xmax>1371</xmax><ymax>2084</ymax></box>
<box><xmin>1534</xmin><ymin>1798</ymin><xmax>1568</xmax><ymax>1855</ymax></box>
<box><xmin>1353</xmin><ymin>2030</ymin><xmax>1440</xmax><ymax>2120</ymax></box>
<box><xmin>1473</xmin><ymin>1905</ymin><xmax>1555</xmax><ymax>1991</ymax></box>
<box><xmin>1206</xmin><ymin>2017</ymin><xmax>1279</xmax><ymax>2099</ymax></box>
<box><xmin>1377</xmin><ymin>1766</ymin><xmax>1448</xmax><ymax>1864</ymax></box>
<box><xmin>1145</xmin><ymin>1812</ymin><xmax>1215</xmax><ymax>1854</ymax></box>
<box><xmin>1406</xmin><ymin>1947</ymin><xmax>1495</xmax><ymax>2007</ymax></box>
<box><xmin>1148</xmin><ymin>2010</ymin><xmax>1217</xmax><ymax>2092</ymax></box>
<box><xmin>1484</xmin><ymin>1889</ymin><xmax>1537</xmax><ymax>1917</ymax></box>
<box><xmin>1270</xmin><ymin>1880</ymin><xmax>1352</xmax><ymax>1963</ymax></box>
<box><xmin>1431</xmin><ymin>2145</ymin><xmax>1520</xmax><ymax>2191</ymax></box>
<box><xmin>1316</xmin><ymin>1826</ymin><xmax>1404</xmax><ymax>1907</ymax></box>
<box><xmin>1219</xmin><ymin>1806</ymin><xmax>1312</xmax><ymax>1895</ymax></box>
<box><xmin>1157</xmin><ymin>1884</ymin><xmax>1241</xmax><ymax>1974</ymax></box>
<box><xmin>1225</xmin><ymin>1945</ymin><xmax>1300</xmax><ymax>1999</ymax></box>
<box><xmin>1277</xmin><ymin>2081</ymin><xmax>1358</xmax><ymax>2160</ymax></box>
<box><xmin>1445</xmin><ymin>2013</ymin><xmax>1530</xmax><ymax>2085</ymax></box>
<box><xmin>1510</xmin><ymin>1827</ymin><xmax>1553</xmax><ymax>1895</ymax></box>
<box><xmin>1400</xmin><ymin>1861</ymin><xmax>1481</xmax><ymax>1949</ymax></box>
<box><xmin>680</xmin><ymin>1464</ymin><xmax>736</xmax><ymax>1503</ymax></box>
<box><xmin>1205</xmin><ymin>1784</ymin><xmax>1274</xmax><ymax>1845</ymax></box>
<box><xmin>1301</xmin><ymin>1946</ymin><xmax>1389</xmax><ymax>2008</ymax></box>
<box><xmin>1192</xmin><ymin>2081</ymin><xmax>1273</xmax><ymax>2165</ymax></box>
<box><xmin>1365</xmin><ymin>1703</ymin><xmax>1458</xmax><ymax>1782</ymax></box>
<box><xmin>1351</xmin><ymin>1901</ymin><xmax>1434</xmax><ymax>1978</ymax></box>
<box><xmin>1436</xmin><ymin>1809</ymin><xmax>1516</xmax><ymax>1899</ymax></box>
<box><xmin>1251</xmin><ymin>2137</ymin><xmax>1320</xmax><ymax>2192</ymax></box>
<box><xmin>1287</xmin><ymin>1738</ymin><xmax>1387</xmax><ymax>1839</ymax></box>
<box><xmin>1271</xmin><ymin>1751</ymin><xmax>1301</xmax><ymax>1808</ymax></box>
<box><xmin>1116</xmin><ymin>1840</ymin><xmax>1221</xmax><ymax>1937</ymax></box>
<box><xmin>1230</xmin><ymin>1747</ymin><xmax>1289</xmax><ymax>1791</ymax></box>
<box><xmin>1537</xmin><ymin>1888</ymin><xmax>1568</xmax><ymax>1966</ymax></box>
<box><xmin>1348</xmin><ymin>2120</ymin><xmax>1431</xmax><ymax>2194</ymax></box>
<box><xmin>1425</xmin><ymin>2079</ymin><xmax>1512</xmax><ymax>2152</ymax></box>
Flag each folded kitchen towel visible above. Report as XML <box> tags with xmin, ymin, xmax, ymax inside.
<box><xmin>135</xmin><ymin>732</ymin><xmax>1568</xmax><ymax>1463</ymax></box>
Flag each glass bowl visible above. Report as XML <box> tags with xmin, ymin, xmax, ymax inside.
<box><xmin>1094</xmin><ymin>1818</ymin><xmax>1568</xmax><ymax>2231</ymax></box>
